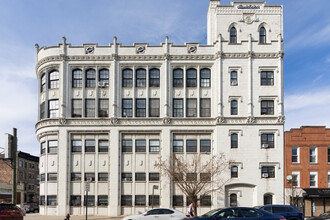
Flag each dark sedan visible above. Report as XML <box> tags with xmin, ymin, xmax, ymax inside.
<box><xmin>188</xmin><ymin>207</ymin><xmax>286</xmax><ymax>220</ymax></box>
<box><xmin>307</xmin><ymin>211</ymin><xmax>330</xmax><ymax>220</ymax></box>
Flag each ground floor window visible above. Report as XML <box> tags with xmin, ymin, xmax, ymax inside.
<box><xmin>264</xmin><ymin>194</ymin><xmax>273</xmax><ymax>205</ymax></box>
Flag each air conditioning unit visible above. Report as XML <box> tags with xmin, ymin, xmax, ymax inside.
<box><xmin>261</xmin><ymin>144</ymin><xmax>269</xmax><ymax>149</ymax></box>
<box><xmin>231</xmin><ymin>80</ymin><xmax>238</xmax><ymax>86</ymax></box>
<box><xmin>262</xmin><ymin>173</ymin><xmax>269</xmax><ymax>178</ymax></box>
<box><xmin>98</xmin><ymin>82</ymin><xmax>107</xmax><ymax>87</ymax></box>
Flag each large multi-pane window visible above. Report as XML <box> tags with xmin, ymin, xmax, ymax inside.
<box><xmin>72</xmin><ymin>140</ymin><xmax>82</xmax><ymax>152</ymax></box>
<box><xmin>85</xmin><ymin>173</ymin><xmax>95</xmax><ymax>182</ymax></box>
<box><xmin>47</xmin><ymin>196</ymin><xmax>57</xmax><ymax>206</ymax></box>
<box><xmin>98</xmin><ymin>140</ymin><xmax>108</xmax><ymax>152</ymax></box>
<box><xmin>173</xmin><ymin>69</ymin><xmax>183</xmax><ymax>87</ymax></box>
<box><xmin>84</xmin><ymin>195</ymin><xmax>95</xmax><ymax>206</ymax></box>
<box><xmin>70</xmin><ymin>196</ymin><xmax>81</xmax><ymax>206</ymax></box>
<box><xmin>230</xmin><ymin>71</ymin><xmax>238</xmax><ymax>86</ymax></box>
<box><xmin>149</xmin><ymin>173</ymin><xmax>160</xmax><ymax>181</ymax></box>
<box><xmin>136</xmin><ymin>99</ymin><xmax>146</xmax><ymax>117</ymax></box>
<box><xmin>149</xmin><ymin>195</ymin><xmax>160</xmax><ymax>206</ymax></box>
<box><xmin>98</xmin><ymin>99</ymin><xmax>109</xmax><ymax>117</ymax></box>
<box><xmin>99</xmin><ymin>69</ymin><xmax>109</xmax><ymax>85</ymax></box>
<box><xmin>200</xmin><ymin>98</ymin><xmax>211</xmax><ymax>117</ymax></box>
<box><xmin>201</xmin><ymin>173</ymin><xmax>211</xmax><ymax>182</ymax></box>
<box><xmin>261</xmin><ymin>71</ymin><xmax>274</xmax><ymax>85</ymax></box>
<box><xmin>260</xmin><ymin>27</ymin><xmax>266</xmax><ymax>44</ymax></box>
<box><xmin>310</xmin><ymin>147</ymin><xmax>317</xmax><ymax>163</ymax></box>
<box><xmin>231</xmin><ymin>100</ymin><xmax>238</xmax><ymax>115</ymax></box>
<box><xmin>122</xmin><ymin>139</ymin><xmax>132</xmax><ymax>152</ymax></box>
<box><xmin>122</xmin><ymin>173</ymin><xmax>132</xmax><ymax>181</ymax></box>
<box><xmin>122</xmin><ymin>69</ymin><xmax>133</xmax><ymax>87</ymax></box>
<box><xmin>186</xmin><ymin>140</ymin><xmax>197</xmax><ymax>152</ymax></box>
<box><xmin>85</xmin><ymin>140</ymin><xmax>95</xmax><ymax>152</ymax></box>
<box><xmin>40</xmin><ymin>102</ymin><xmax>45</xmax><ymax>119</ymax></box>
<box><xmin>98</xmin><ymin>195</ymin><xmax>108</xmax><ymax>206</ymax></box>
<box><xmin>200</xmin><ymin>196</ymin><xmax>211</xmax><ymax>206</ymax></box>
<box><xmin>72</xmin><ymin>69</ymin><xmax>82</xmax><ymax>88</ymax></box>
<box><xmin>122</xmin><ymin>99</ymin><xmax>133</xmax><ymax>117</ymax></box>
<box><xmin>41</xmin><ymin>73</ymin><xmax>46</xmax><ymax>92</ymax></box>
<box><xmin>200</xmin><ymin>68</ymin><xmax>211</xmax><ymax>87</ymax></box>
<box><xmin>121</xmin><ymin>195</ymin><xmax>132</xmax><ymax>206</ymax></box>
<box><xmin>149</xmin><ymin>98</ymin><xmax>160</xmax><ymax>117</ymax></box>
<box><xmin>135</xmin><ymin>173</ymin><xmax>146</xmax><ymax>181</ymax></box>
<box><xmin>173</xmin><ymin>99</ymin><xmax>183</xmax><ymax>117</ymax></box>
<box><xmin>98</xmin><ymin>173</ymin><xmax>108</xmax><ymax>181</ymax></box>
<box><xmin>49</xmin><ymin>70</ymin><xmax>59</xmax><ymax>89</ymax></box>
<box><xmin>149</xmin><ymin>68</ymin><xmax>160</xmax><ymax>87</ymax></box>
<box><xmin>149</xmin><ymin>140</ymin><xmax>160</xmax><ymax>152</ymax></box>
<box><xmin>86</xmin><ymin>69</ymin><xmax>96</xmax><ymax>88</ymax></box>
<box><xmin>200</xmin><ymin>140</ymin><xmax>211</xmax><ymax>152</ymax></box>
<box><xmin>261</xmin><ymin>166</ymin><xmax>275</xmax><ymax>178</ymax></box>
<box><xmin>261</xmin><ymin>133</ymin><xmax>274</xmax><ymax>148</ymax></box>
<box><xmin>85</xmin><ymin>99</ymin><xmax>95</xmax><ymax>117</ymax></box>
<box><xmin>231</xmin><ymin>133</ymin><xmax>238</xmax><ymax>149</ymax></box>
<box><xmin>71</xmin><ymin>173</ymin><xmax>81</xmax><ymax>181</ymax></box>
<box><xmin>186</xmin><ymin>68</ymin><xmax>197</xmax><ymax>87</ymax></box>
<box><xmin>48</xmin><ymin>99</ymin><xmax>59</xmax><ymax>118</ymax></box>
<box><xmin>135</xmin><ymin>195</ymin><xmax>146</xmax><ymax>206</ymax></box>
<box><xmin>136</xmin><ymin>68</ymin><xmax>146</xmax><ymax>87</ymax></box>
<box><xmin>173</xmin><ymin>195</ymin><xmax>183</xmax><ymax>206</ymax></box>
<box><xmin>292</xmin><ymin>147</ymin><xmax>299</xmax><ymax>163</ymax></box>
<box><xmin>261</xmin><ymin>100</ymin><xmax>274</xmax><ymax>115</ymax></box>
<box><xmin>173</xmin><ymin>139</ymin><xmax>184</xmax><ymax>152</ymax></box>
<box><xmin>136</xmin><ymin>139</ymin><xmax>146</xmax><ymax>152</ymax></box>
<box><xmin>230</xmin><ymin>27</ymin><xmax>237</xmax><ymax>44</ymax></box>
<box><xmin>72</xmin><ymin>99</ymin><xmax>82</xmax><ymax>117</ymax></box>
<box><xmin>47</xmin><ymin>173</ymin><xmax>57</xmax><ymax>181</ymax></box>
<box><xmin>48</xmin><ymin>140</ymin><xmax>58</xmax><ymax>154</ymax></box>
<box><xmin>186</xmin><ymin>98</ymin><xmax>197</xmax><ymax>117</ymax></box>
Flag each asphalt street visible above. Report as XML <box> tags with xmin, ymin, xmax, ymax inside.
<box><xmin>24</xmin><ymin>213</ymin><xmax>123</xmax><ymax>220</ymax></box>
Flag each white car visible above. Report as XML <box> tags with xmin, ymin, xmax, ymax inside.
<box><xmin>122</xmin><ymin>208</ymin><xmax>190</xmax><ymax>220</ymax></box>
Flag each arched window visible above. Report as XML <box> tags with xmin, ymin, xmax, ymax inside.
<box><xmin>149</xmin><ymin>68</ymin><xmax>160</xmax><ymax>87</ymax></box>
<box><xmin>86</xmin><ymin>69</ymin><xmax>96</xmax><ymax>88</ymax></box>
<box><xmin>264</xmin><ymin>194</ymin><xmax>272</xmax><ymax>205</ymax></box>
<box><xmin>231</xmin><ymin>100</ymin><xmax>238</xmax><ymax>115</ymax></box>
<box><xmin>99</xmin><ymin>69</ymin><xmax>109</xmax><ymax>85</ymax></box>
<box><xmin>200</xmin><ymin>68</ymin><xmax>211</xmax><ymax>87</ymax></box>
<box><xmin>230</xmin><ymin>71</ymin><xmax>238</xmax><ymax>86</ymax></box>
<box><xmin>231</xmin><ymin>166</ymin><xmax>238</xmax><ymax>178</ymax></box>
<box><xmin>49</xmin><ymin>70</ymin><xmax>59</xmax><ymax>89</ymax></box>
<box><xmin>122</xmin><ymin>69</ymin><xmax>133</xmax><ymax>87</ymax></box>
<box><xmin>173</xmin><ymin>68</ymin><xmax>183</xmax><ymax>87</ymax></box>
<box><xmin>136</xmin><ymin>68</ymin><xmax>146</xmax><ymax>87</ymax></box>
<box><xmin>260</xmin><ymin>27</ymin><xmax>266</xmax><ymax>44</ymax></box>
<box><xmin>229</xmin><ymin>194</ymin><xmax>237</xmax><ymax>207</ymax></box>
<box><xmin>230</xmin><ymin>27</ymin><xmax>237</xmax><ymax>44</ymax></box>
<box><xmin>72</xmin><ymin>69</ymin><xmax>82</xmax><ymax>88</ymax></box>
<box><xmin>186</xmin><ymin>68</ymin><xmax>197</xmax><ymax>87</ymax></box>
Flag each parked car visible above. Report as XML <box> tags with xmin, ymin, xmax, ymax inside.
<box><xmin>307</xmin><ymin>211</ymin><xmax>330</xmax><ymax>220</ymax></box>
<box><xmin>21</xmin><ymin>203</ymin><xmax>39</xmax><ymax>213</ymax></box>
<box><xmin>0</xmin><ymin>203</ymin><xmax>24</xmax><ymax>220</ymax></box>
<box><xmin>122</xmin><ymin>208</ymin><xmax>190</xmax><ymax>220</ymax></box>
<box><xmin>187</xmin><ymin>207</ymin><xmax>286</xmax><ymax>220</ymax></box>
<box><xmin>258</xmin><ymin>205</ymin><xmax>303</xmax><ymax>220</ymax></box>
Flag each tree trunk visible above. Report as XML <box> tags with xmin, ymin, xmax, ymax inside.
<box><xmin>193</xmin><ymin>199</ymin><xmax>198</xmax><ymax>217</ymax></box>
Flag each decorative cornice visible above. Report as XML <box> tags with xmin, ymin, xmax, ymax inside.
<box><xmin>217</xmin><ymin>8</ymin><xmax>282</xmax><ymax>14</ymax></box>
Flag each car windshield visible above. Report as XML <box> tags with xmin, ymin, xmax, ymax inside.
<box><xmin>0</xmin><ymin>204</ymin><xmax>19</xmax><ymax>210</ymax></box>
<box><xmin>320</xmin><ymin>212</ymin><xmax>330</xmax><ymax>217</ymax></box>
<box><xmin>201</xmin><ymin>208</ymin><xmax>223</xmax><ymax>217</ymax></box>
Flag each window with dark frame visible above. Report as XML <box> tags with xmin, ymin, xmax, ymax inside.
<box><xmin>72</xmin><ymin>140</ymin><xmax>82</xmax><ymax>152</ymax></box>
<box><xmin>186</xmin><ymin>140</ymin><xmax>197</xmax><ymax>152</ymax></box>
<box><xmin>98</xmin><ymin>140</ymin><xmax>108</xmax><ymax>152</ymax></box>
<box><xmin>135</xmin><ymin>195</ymin><xmax>146</xmax><ymax>206</ymax></box>
<box><xmin>174</xmin><ymin>173</ymin><xmax>184</xmax><ymax>181</ymax></box>
<box><xmin>149</xmin><ymin>68</ymin><xmax>160</xmax><ymax>87</ymax></box>
<box><xmin>173</xmin><ymin>195</ymin><xmax>183</xmax><ymax>206</ymax></box>
<box><xmin>261</xmin><ymin>166</ymin><xmax>275</xmax><ymax>178</ymax></box>
<box><xmin>148</xmin><ymin>195</ymin><xmax>160</xmax><ymax>206</ymax></box>
<box><xmin>292</xmin><ymin>173</ymin><xmax>298</xmax><ymax>187</ymax></box>
<box><xmin>310</xmin><ymin>172</ymin><xmax>317</xmax><ymax>187</ymax></box>
<box><xmin>231</xmin><ymin>166</ymin><xmax>238</xmax><ymax>178</ymax></box>
<box><xmin>200</xmin><ymin>139</ymin><xmax>211</xmax><ymax>152</ymax></box>
<box><xmin>71</xmin><ymin>173</ymin><xmax>81</xmax><ymax>181</ymax></box>
<box><xmin>261</xmin><ymin>71</ymin><xmax>274</xmax><ymax>85</ymax></box>
<box><xmin>149</xmin><ymin>173</ymin><xmax>160</xmax><ymax>181</ymax></box>
<box><xmin>84</xmin><ymin>173</ymin><xmax>95</xmax><ymax>182</ymax></box>
<box><xmin>47</xmin><ymin>196</ymin><xmax>57</xmax><ymax>206</ymax></box>
<box><xmin>41</xmin><ymin>142</ymin><xmax>46</xmax><ymax>154</ymax></box>
<box><xmin>187</xmin><ymin>173</ymin><xmax>197</xmax><ymax>181</ymax></box>
<box><xmin>122</xmin><ymin>139</ymin><xmax>132</xmax><ymax>152</ymax></box>
<box><xmin>121</xmin><ymin>195</ymin><xmax>132</xmax><ymax>206</ymax></box>
<box><xmin>41</xmin><ymin>73</ymin><xmax>46</xmax><ymax>92</ymax></box>
<box><xmin>135</xmin><ymin>173</ymin><xmax>146</xmax><ymax>181</ymax></box>
<box><xmin>173</xmin><ymin>99</ymin><xmax>183</xmax><ymax>117</ymax></box>
<box><xmin>72</xmin><ymin>99</ymin><xmax>82</xmax><ymax>117</ymax></box>
<box><xmin>72</xmin><ymin>69</ymin><xmax>82</xmax><ymax>88</ymax></box>
<box><xmin>231</xmin><ymin>100</ymin><xmax>238</xmax><ymax>115</ymax></box>
<box><xmin>85</xmin><ymin>99</ymin><xmax>95</xmax><ymax>117</ymax></box>
<box><xmin>122</xmin><ymin>69</ymin><xmax>133</xmax><ymax>87</ymax></box>
<box><xmin>261</xmin><ymin>100</ymin><xmax>274</xmax><ymax>115</ymax></box>
<box><xmin>40</xmin><ymin>102</ymin><xmax>45</xmax><ymax>119</ymax></box>
<box><xmin>186</xmin><ymin>98</ymin><xmax>197</xmax><ymax>117</ymax></box>
<box><xmin>99</xmin><ymin>69</ymin><xmax>109</xmax><ymax>84</ymax></box>
<box><xmin>149</xmin><ymin>139</ymin><xmax>160</xmax><ymax>152</ymax></box>
<box><xmin>200</xmin><ymin>196</ymin><xmax>211</xmax><ymax>206</ymax></box>
<box><xmin>231</xmin><ymin>133</ymin><xmax>238</xmax><ymax>149</ymax></box>
<box><xmin>310</xmin><ymin>147</ymin><xmax>317</xmax><ymax>163</ymax></box>
<box><xmin>231</xmin><ymin>71</ymin><xmax>238</xmax><ymax>86</ymax></box>
<box><xmin>200</xmin><ymin>173</ymin><xmax>211</xmax><ymax>182</ymax></box>
<box><xmin>122</xmin><ymin>173</ymin><xmax>132</xmax><ymax>181</ymax></box>
<box><xmin>40</xmin><ymin>173</ymin><xmax>45</xmax><ymax>181</ymax></box>
<box><xmin>230</xmin><ymin>27</ymin><xmax>237</xmax><ymax>44</ymax></box>
<box><xmin>98</xmin><ymin>99</ymin><xmax>109</xmax><ymax>117</ymax></box>
<box><xmin>84</xmin><ymin>195</ymin><xmax>95</xmax><ymax>206</ymax></box>
<box><xmin>47</xmin><ymin>173</ymin><xmax>57</xmax><ymax>181</ymax></box>
<box><xmin>261</xmin><ymin>133</ymin><xmax>274</xmax><ymax>148</ymax></box>
<box><xmin>86</xmin><ymin>69</ymin><xmax>96</xmax><ymax>88</ymax></box>
<box><xmin>135</xmin><ymin>139</ymin><xmax>146</xmax><ymax>152</ymax></box>
<box><xmin>186</xmin><ymin>68</ymin><xmax>197</xmax><ymax>87</ymax></box>
<box><xmin>48</xmin><ymin>140</ymin><xmax>58</xmax><ymax>154</ymax></box>
<box><xmin>136</xmin><ymin>99</ymin><xmax>146</xmax><ymax>117</ymax></box>
<box><xmin>200</xmin><ymin>68</ymin><xmax>211</xmax><ymax>87</ymax></box>
<box><xmin>122</xmin><ymin>99</ymin><xmax>133</xmax><ymax>117</ymax></box>
<box><xmin>98</xmin><ymin>173</ymin><xmax>108</xmax><ymax>181</ymax></box>
<box><xmin>292</xmin><ymin>147</ymin><xmax>298</xmax><ymax>163</ymax></box>
<box><xmin>70</xmin><ymin>196</ymin><xmax>81</xmax><ymax>206</ymax></box>
<box><xmin>200</xmin><ymin>98</ymin><xmax>211</xmax><ymax>117</ymax></box>
<box><xmin>173</xmin><ymin>68</ymin><xmax>183</xmax><ymax>87</ymax></box>
<box><xmin>85</xmin><ymin>140</ymin><xmax>95</xmax><ymax>152</ymax></box>
<box><xmin>328</xmin><ymin>147</ymin><xmax>330</xmax><ymax>163</ymax></box>
<box><xmin>173</xmin><ymin>139</ymin><xmax>184</xmax><ymax>152</ymax></box>
<box><xmin>260</xmin><ymin>27</ymin><xmax>266</xmax><ymax>44</ymax></box>
<box><xmin>49</xmin><ymin>70</ymin><xmax>59</xmax><ymax>89</ymax></box>
<box><xmin>149</xmin><ymin>98</ymin><xmax>160</xmax><ymax>117</ymax></box>
<box><xmin>136</xmin><ymin>68</ymin><xmax>146</xmax><ymax>87</ymax></box>
<box><xmin>98</xmin><ymin>195</ymin><xmax>108</xmax><ymax>206</ymax></box>
<box><xmin>48</xmin><ymin>99</ymin><xmax>59</xmax><ymax>118</ymax></box>
<box><xmin>40</xmin><ymin>196</ymin><xmax>45</xmax><ymax>206</ymax></box>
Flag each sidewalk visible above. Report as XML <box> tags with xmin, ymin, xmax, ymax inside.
<box><xmin>24</xmin><ymin>213</ymin><xmax>122</xmax><ymax>220</ymax></box>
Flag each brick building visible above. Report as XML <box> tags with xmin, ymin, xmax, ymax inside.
<box><xmin>285</xmin><ymin>126</ymin><xmax>330</xmax><ymax>217</ymax></box>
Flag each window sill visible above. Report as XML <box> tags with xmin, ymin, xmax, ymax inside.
<box><xmin>149</xmin><ymin>152</ymin><xmax>160</xmax><ymax>154</ymax></box>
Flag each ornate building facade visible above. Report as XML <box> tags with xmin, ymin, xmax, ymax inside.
<box><xmin>35</xmin><ymin>0</ymin><xmax>284</xmax><ymax>216</ymax></box>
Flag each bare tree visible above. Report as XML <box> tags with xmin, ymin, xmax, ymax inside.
<box><xmin>155</xmin><ymin>153</ymin><xmax>231</xmax><ymax>216</ymax></box>
<box><xmin>286</xmin><ymin>179</ymin><xmax>303</xmax><ymax>207</ymax></box>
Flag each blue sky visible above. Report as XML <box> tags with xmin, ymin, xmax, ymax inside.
<box><xmin>0</xmin><ymin>0</ymin><xmax>329</xmax><ymax>156</ymax></box>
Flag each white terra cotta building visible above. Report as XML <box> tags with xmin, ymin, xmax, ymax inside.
<box><xmin>35</xmin><ymin>0</ymin><xmax>285</xmax><ymax>216</ymax></box>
